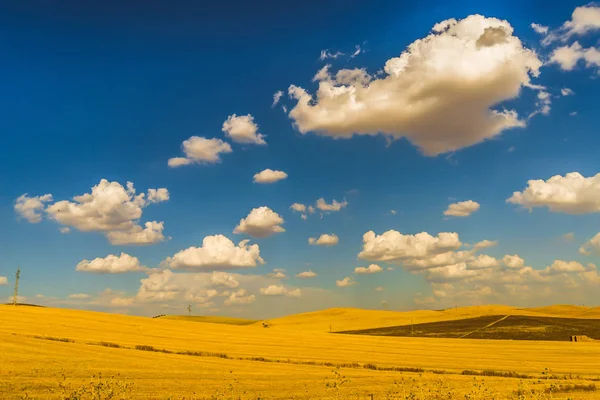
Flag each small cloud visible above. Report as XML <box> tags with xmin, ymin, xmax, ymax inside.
<box><xmin>259</xmin><ymin>285</ymin><xmax>301</xmax><ymax>297</ymax></box>
<box><xmin>336</xmin><ymin>276</ymin><xmax>356</xmax><ymax>287</ymax></box>
<box><xmin>443</xmin><ymin>200</ymin><xmax>480</xmax><ymax>217</ymax></box>
<box><xmin>508</xmin><ymin>146</ymin><xmax>516</xmax><ymax>152</ymax></box>
<box><xmin>59</xmin><ymin>227</ymin><xmax>71</xmax><ymax>234</ymax></box>
<box><xmin>68</xmin><ymin>293</ymin><xmax>90</xmax><ymax>299</ymax></box>
<box><xmin>14</xmin><ymin>193</ymin><xmax>53</xmax><ymax>223</ymax></box>
<box><xmin>319</xmin><ymin>49</ymin><xmax>344</xmax><ymax>60</ymax></box>
<box><xmin>308</xmin><ymin>233</ymin><xmax>339</xmax><ymax>246</ymax></box>
<box><xmin>168</xmin><ymin>137</ymin><xmax>232</xmax><ymax>167</ymax></box>
<box><xmin>0</xmin><ymin>276</ymin><xmax>7</xmax><ymax>285</ymax></box>
<box><xmin>296</xmin><ymin>270</ymin><xmax>317</xmax><ymax>278</ymax></box>
<box><xmin>253</xmin><ymin>169</ymin><xmax>288</xmax><ymax>184</ymax></box>
<box><xmin>316</xmin><ymin>198</ymin><xmax>348</xmax><ymax>212</ymax></box>
<box><xmin>561</xmin><ymin>88</ymin><xmax>575</xmax><ymax>96</ymax></box>
<box><xmin>222</xmin><ymin>114</ymin><xmax>267</xmax><ymax>145</ymax></box>
<box><xmin>570</xmin><ymin>111</ymin><xmax>578</xmax><ymax>116</ymax></box>
<box><xmin>272</xmin><ymin>91</ymin><xmax>283</xmax><ymax>107</ymax></box>
<box><xmin>354</xmin><ymin>264</ymin><xmax>383</xmax><ymax>274</ymax></box>
<box><xmin>374</xmin><ymin>286</ymin><xmax>385</xmax><ymax>292</ymax></box>
<box><xmin>233</xmin><ymin>206</ymin><xmax>285</xmax><ymax>238</ymax></box>
<box><xmin>531</xmin><ymin>23</ymin><xmax>549</xmax><ymax>35</ymax></box>
<box><xmin>76</xmin><ymin>253</ymin><xmax>147</xmax><ymax>274</ymax></box>
<box><xmin>350</xmin><ymin>44</ymin><xmax>364</xmax><ymax>58</ymax></box>
<box><xmin>266</xmin><ymin>269</ymin><xmax>287</xmax><ymax>279</ymax></box>
<box><xmin>562</xmin><ymin>232</ymin><xmax>575</xmax><ymax>242</ymax></box>
<box><xmin>473</xmin><ymin>240</ymin><xmax>498</xmax><ymax>250</ymax></box>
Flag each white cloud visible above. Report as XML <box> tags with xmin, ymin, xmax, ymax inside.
<box><xmin>224</xmin><ymin>289</ymin><xmax>256</xmax><ymax>306</ymax></box>
<box><xmin>164</xmin><ymin>234</ymin><xmax>264</xmax><ymax>270</ymax></box>
<box><xmin>531</xmin><ymin>23</ymin><xmax>549</xmax><ymax>35</ymax></box>
<box><xmin>233</xmin><ymin>206</ymin><xmax>285</xmax><ymax>238</ymax></box>
<box><xmin>473</xmin><ymin>240</ymin><xmax>498</xmax><ymax>250</ymax></box>
<box><xmin>543</xmin><ymin>5</ymin><xmax>600</xmax><ymax>45</ymax></box>
<box><xmin>354</xmin><ymin>264</ymin><xmax>383</xmax><ymax>274</ymax></box>
<box><xmin>507</xmin><ymin>172</ymin><xmax>600</xmax><ymax>214</ymax></box>
<box><xmin>468</xmin><ymin>254</ymin><xmax>499</xmax><ymax>269</ymax></box>
<box><xmin>222</xmin><ymin>114</ymin><xmax>266</xmax><ymax>145</ymax></box>
<box><xmin>390</xmin><ymin>210</ymin><xmax>397</xmax><ymax>215</ymax></box>
<box><xmin>541</xmin><ymin>260</ymin><xmax>591</xmax><ymax>275</ymax></box>
<box><xmin>443</xmin><ymin>200</ymin><xmax>480</xmax><ymax>217</ymax></box>
<box><xmin>168</xmin><ymin>136</ymin><xmax>233</xmax><ymax>167</ymax></box>
<box><xmin>502</xmin><ymin>254</ymin><xmax>525</xmax><ymax>269</ymax></box>
<box><xmin>425</xmin><ymin>262</ymin><xmax>478</xmax><ymax>282</ymax></box>
<box><xmin>308</xmin><ymin>233</ymin><xmax>339</xmax><ymax>246</ymax></box>
<box><xmin>266</xmin><ymin>269</ymin><xmax>287</xmax><ymax>279</ymax></box>
<box><xmin>550</xmin><ymin>42</ymin><xmax>600</xmax><ymax>72</ymax></box>
<box><xmin>59</xmin><ymin>227</ymin><xmax>71</xmax><ymax>234</ymax></box>
<box><xmin>0</xmin><ymin>276</ymin><xmax>7</xmax><ymax>285</ymax></box>
<box><xmin>129</xmin><ymin>269</ymin><xmax>279</xmax><ymax>307</ymax></box>
<box><xmin>375</xmin><ymin>286</ymin><xmax>385</xmax><ymax>291</ymax></box>
<box><xmin>43</xmin><ymin>180</ymin><xmax>168</xmax><ymax>245</ymax></box>
<box><xmin>287</xmin><ymin>15</ymin><xmax>542</xmax><ymax>156</ymax></box>
<box><xmin>259</xmin><ymin>285</ymin><xmax>302</xmax><ymax>297</ymax></box>
<box><xmin>358</xmin><ymin>230</ymin><xmax>462</xmax><ymax>264</ymax></box>
<box><xmin>561</xmin><ymin>88</ymin><xmax>575</xmax><ymax>96</ymax></box>
<box><xmin>106</xmin><ymin>221</ymin><xmax>166</xmax><ymax>246</ymax></box>
<box><xmin>210</xmin><ymin>271</ymin><xmax>240</xmax><ymax>288</ymax></box>
<box><xmin>319</xmin><ymin>49</ymin><xmax>344</xmax><ymax>60</ymax></box>
<box><xmin>336</xmin><ymin>277</ymin><xmax>356</xmax><ymax>287</ymax></box>
<box><xmin>563</xmin><ymin>232</ymin><xmax>575</xmax><ymax>242</ymax></box>
<box><xmin>68</xmin><ymin>293</ymin><xmax>91</xmax><ymax>299</ymax></box>
<box><xmin>313</xmin><ymin>64</ymin><xmax>331</xmax><ymax>82</ymax></box>
<box><xmin>308</xmin><ymin>206</ymin><xmax>315</xmax><ymax>214</ymax></box>
<box><xmin>14</xmin><ymin>194</ymin><xmax>53</xmax><ymax>223</ymax></box>
<box><xmin>580</xmin><ymin>232</ymin><xmax>600</xmax><ymax>255</ymax></box>
<box><xmin>253</xmin><ymin>169</ymin><xmax>288</xmax><ymax>184</ymax></box>
<box><xmin>350</xmin><ymin>44</ymin><xmax>363</xmax><ymax>58</ymax></box>
<box><xmin>290</xmin><ymin>203</ymin><xmax>306</xmax><ymax>213</ymax></box>
<box><xmin>272</xmin><ymin>91</ymin><xmax>283</xmax><ymax>107</ymax></box>
<box><xmin>76</xmin><ymin>253</ymin><xmax>147</xmax><ymax>274</ymax></box>
<box><xmin>110</xmin><ymin>297</ymin><xmax>135</xmax><ymax>306</ymax></box>
<box><xmin>530</xmin><ymin>90</ymin><xmax>551</xmax><ymax>118</ymax></box>
<box><xmin>315</xmin><ymin>198</ymin><xmax>348</xmax><ymax>212</ymax></box>
<box><xmin>296</xmin><ymin>270</ymin><xmax>317</xmax><ymax>278</ymax></box>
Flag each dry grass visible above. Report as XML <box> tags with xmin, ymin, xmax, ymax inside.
<box><xmin>1</xmin><ymin>305</ymin><xmax>600</xmax><ymax>399</ymax></box>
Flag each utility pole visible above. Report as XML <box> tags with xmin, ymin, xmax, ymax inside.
<box><xmin>13</xmin><ymin>268</ymin><xmax>20</xmax><ymax>306</ymax></box>
<box><xmin>411</xmin><ymin>319</ymin><xmax>414</xmax><ymax>336</ymax></box>
<box><xmin>187</xmin><ymin>304</ymin><xmax>192</xmax><ymax>316</ymax></box>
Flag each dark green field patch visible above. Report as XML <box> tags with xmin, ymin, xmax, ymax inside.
<box><xmin>337</xmin><ymin>315</ymin><xmax>600</xmax><ymax>341</ymax></box>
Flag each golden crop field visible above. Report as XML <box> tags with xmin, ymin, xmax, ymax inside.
<box><xmin>1</xmin><ymin>304</ymin><xmax>599</xmax><ymax>399</ymax></box>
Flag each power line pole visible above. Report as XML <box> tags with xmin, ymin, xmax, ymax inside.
<box><xmin>187</xmin><ymin>304</ymin><xmax>192</xmax><ymax>316</ymax></box>
<box><xmin>13</xmin><ymin>268</ymin><xmax>20</xmax><ymax>306</ymax></box>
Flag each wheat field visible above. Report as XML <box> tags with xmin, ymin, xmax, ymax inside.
<box><xmin>1</xmin><ymin>304</ymin><xmax>599</xmax><ymax>399</ymax></box>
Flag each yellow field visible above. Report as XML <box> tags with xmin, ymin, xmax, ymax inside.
<box><xmin>158</xmin><ymin>315</ymin><xmax>258</xmax><ymax>325</ymax></box>
<box><xmin>1</xmin><ymin>304</ymin><xmax>599</xmax><ymax>399</ymax></box>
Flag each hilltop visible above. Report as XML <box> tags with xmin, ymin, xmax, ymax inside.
<box><xmin>256</xmin><ymin>304</ymin><xmax>600</xmax><ymax>332</ymax></box>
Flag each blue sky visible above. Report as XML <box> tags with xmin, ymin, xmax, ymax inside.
<box><xmin>1</xmin><ymin>1</ymin><xmax>599</xmax><ymax>318</ymax></box>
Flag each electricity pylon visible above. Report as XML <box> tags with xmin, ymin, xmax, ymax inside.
<box><xmin>13</xmin><ymin>268</ymin><xmax>20</xmax><ymax>306</ymax></box>
<box><xmin>187</xmin><ymin>304</ymin><xmax>192</xmax><ymax>316</ymax></box>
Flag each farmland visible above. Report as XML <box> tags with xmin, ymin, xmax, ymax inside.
<box><xmin>338</xmin><ymin>315</ymin><xmax>600</xmax><ymax>341</ymax></box>
<box><xmin>1</xmin><ymin>304</ymin><xmax>600</xmax><ymax>399</ymax></box>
